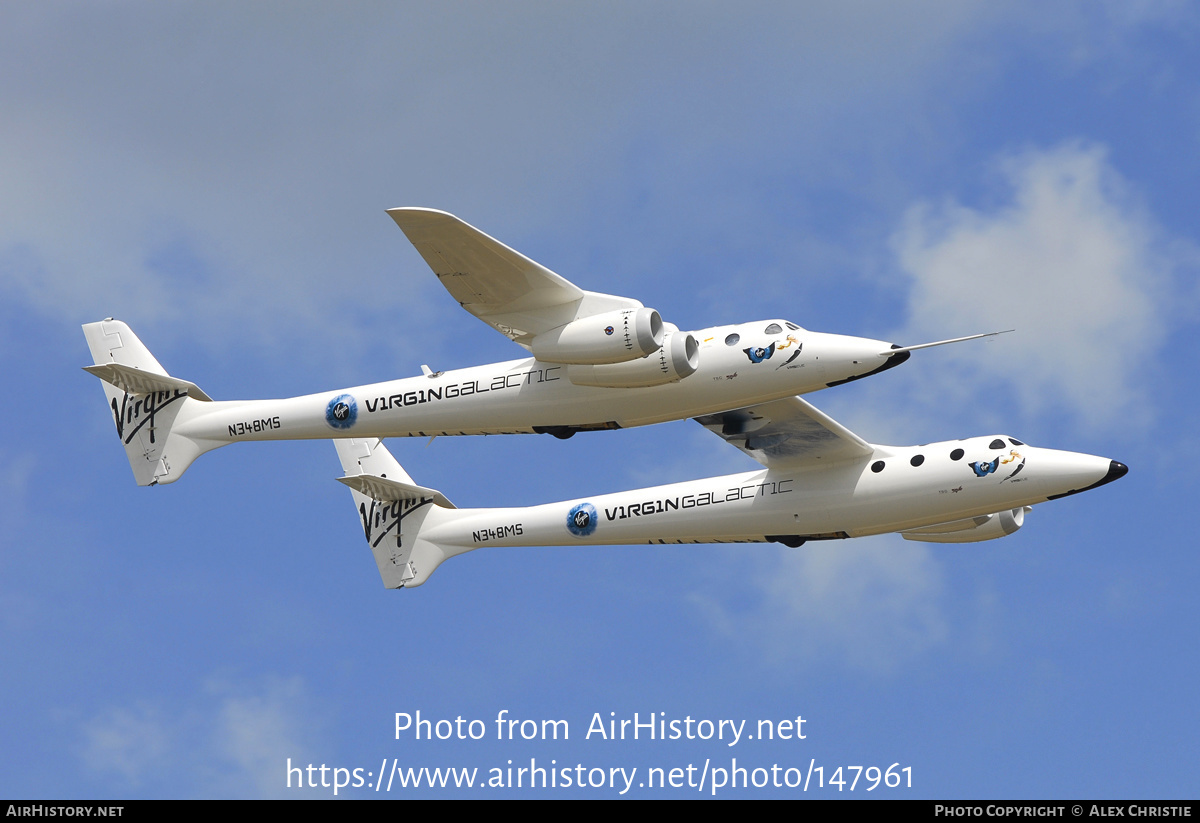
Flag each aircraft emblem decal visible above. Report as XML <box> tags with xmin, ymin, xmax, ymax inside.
<box><xmin>969</xmin><ymin>450</ymin><xmax>1028</xmax><ymax>480</ymax></box>
<box><xmin>1000</xmin><ymin>451</ymin><xmax>1026</xmax><ymax>482</ymax></box>
<box><xmin>326</xmin><ymin>393</ymin><xmax>358</xmax><ymax>430</ymax></box>
<box><xmin>970</xmin><ymin>457</ymin><xmax>1000</xmax><ymax>477</ymax></box>
<box><xmin>743</xmin><ymin>342</ymin><xmax>776</xmax><ymax>364</ymax></box>
<box><xmin>775</xmin><ymin>338</ymin><xmax>804</xmax><ymax>369</ymax></box>
<box><xmin>567</xmin><ymin>502</ymin><xmax>598</xmax><ymax>537</ymax></box>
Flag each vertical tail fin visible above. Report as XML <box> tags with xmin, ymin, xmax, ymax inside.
<box><xmin>82</xmin><ymin>319</ymin><xmax>218</xmax><ymax>485</ymax></box>
<box><xmin>334</xmin><ymin>438</ymin><xmax>458</xmax><ymax>588</ymax></box>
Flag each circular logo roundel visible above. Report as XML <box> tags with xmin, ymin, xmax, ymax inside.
<box><xmin>604</xmin><ymin>325</ymin><xmax>614</xmax><ymax>336</ymax></box>
<box><xmin>566</xmin><ymin>502</ymin><xmax>597</xmax><ymax>537</ymax></box>
<box><xmin>325</xmin><ymin>393</ymin><xmax>358</xmax><ymax>430</ymax></box>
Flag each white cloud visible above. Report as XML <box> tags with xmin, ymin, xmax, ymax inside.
<box><xmin>208</xmin><ymin>677</ymin><xmax>318</xmax><ymax>798</ymax></box>
<box><xmin>79</xmin><ymin>704</ymin><xmax>173</xmax><ymax>787</ymax></box>
<box><xmin>1</xmin><ymin>451</ymin><xmax>36</xmax><ymax>509</ymax></box>
<box><xmin>78</xmin><ymin>676</ymin><xmax>322</xmax><ymax>798</ymax></box>
<box><xmin>890</xmin><ymin>142</ymin><xmax>1180</xmax><ymax>430</ymax></box>
<box><xmin>0</xmin><ymin>3</ymin><xmax>999</xmax><ymax>349</ymax></box>
<box><xmin>658</xmin><ymin>142</ymin><xmax>1187</xmax><ymax>677</ymax></box>
<box><xmin>691</xmin><ymin>537</ymin><xmax>948</xmax><ymax>673</ymax></box>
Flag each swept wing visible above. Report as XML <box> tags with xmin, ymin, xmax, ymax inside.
<box><xmin>388</xmin><ymin>207</ymin><xmax>643</xmax><ymax>348</ymax></box>
<box><xmin>694</xmin><ymin>396</ymin><xmax>874</xmax><ymax>471</ymax></box>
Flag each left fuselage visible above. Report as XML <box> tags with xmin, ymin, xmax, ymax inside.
<box><xmin>172</xmin><ymin>319</ymin><xmax>904</xmax><ymax>448</ymax></box>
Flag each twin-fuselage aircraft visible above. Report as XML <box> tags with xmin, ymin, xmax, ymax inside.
<box><xmin>84</xmin><ymin>208</ymin><xmax>1126</xmax><ymax>588</ymax></box>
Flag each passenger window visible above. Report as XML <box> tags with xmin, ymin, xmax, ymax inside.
<box><xmin>910</xmin><ymin>455</ymin><xmax>925</xmax><ymax>467</ymax></box>
<box><xmin>871</xmin><ymin>461</ymin><xmax>885</xmax><ymax>473</ymax></box>
<box><xmin>725</xmin><ymin>333</ymin><xmax>740</xmax><ymax>346</ymax></box>
<box><xmin>950</xmin><ymin>448</ymin><xmax>964</xmax><ymax>461</ymax></box>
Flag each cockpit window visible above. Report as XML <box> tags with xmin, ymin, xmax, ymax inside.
<box><xmin>725</xmin><ymin>333</ymin><xmax>741</xmax><ymax>346</ymax></box>
<box><xmin>1008</xmin><ymin>438</ymin><xmax>1024</xmax><ymax>446</ymax></box>
<box><xmin>765</xmin><ymin>323</ymin><xmax>782</xmax><ymax>335</ymax></box>
<box><xmin>785</xmin><ymin>322</ymin><xmax>799</xmax><ymax>330</ymax></box>
<box><xmin>989</xmin><ymin>439</ymin><xmax>1006</xmax><ymax>450</ymax></box>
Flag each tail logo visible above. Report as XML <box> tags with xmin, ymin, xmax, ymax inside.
<box><xmin>110</xmin><ymin>389</ymin><xmax>188</xmax><ymax>445</ymax></box>
<box><xmin>326</xmin><ymin>394</ymin><xmax>358</xmax><ymax>430</ymax></box>
<box><xmin>567</xmin><ymin>502</ymin><xmax>597</xmax><ymax>537</ymax></box>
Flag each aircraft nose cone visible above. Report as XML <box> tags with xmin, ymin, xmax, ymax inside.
<box><xmin>823</xmin><ymin>340</ymin><xmax>910</xmax><ymax>387</ymax></box>
<box><xmin>1086</xmin><ymin>459</ymin><xmax>1128</xmax><ymax>492</ymax></box>
<box><xmin>1045</xmin><ymin>456</ymin><xmax>1129</xmax><ymax>500</ymax></box>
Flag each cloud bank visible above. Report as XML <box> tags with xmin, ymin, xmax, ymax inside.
<box><xmin>892</xmin><ymin>143</ymin><xmax>1182</xmax><ymax>430</ymax></box>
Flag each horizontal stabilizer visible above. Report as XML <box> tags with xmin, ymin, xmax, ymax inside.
<box><xmin>83</xmin><ymin>362</ymin><xmax>212</xmax><ymax>402</ymax></box>
<box><xmin>336</xmin><ymin>474</ymin><xmax>455</xmax><ymax>509</ymax></box>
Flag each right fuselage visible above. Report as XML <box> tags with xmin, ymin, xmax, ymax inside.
<box><xmin>418</xmin><ymin>435</ymin><xmax>1125</xmax><ymax>552</ymax></box>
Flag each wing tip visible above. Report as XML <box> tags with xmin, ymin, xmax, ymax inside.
<box><xmin>386</xmin><ymin>206</ymin><xmax>457</xmax><ymax>226</ymax></box>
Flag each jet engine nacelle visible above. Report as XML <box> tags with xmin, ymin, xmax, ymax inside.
<box><xmin>532</xmin><ymin>308</ymin><xmax>664</xmax><ymax>365</ymax></box>
<box><xmin>567</xmin><ymin>330</ymin><xmax>700</xmax><ymax>388</ymax></box>
<box><xmin>901</xmin><ymin>507</ymin><xmax>1027</xmax><ymax>544</ymax></box>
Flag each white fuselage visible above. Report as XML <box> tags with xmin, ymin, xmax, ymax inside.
<box><xmin>403</xmin><ymin>436</ymin><xmax>1121</xmax><ymax>557</ymax></box>
<box><xmin>170</xmin><ymin>321</ymin><xmax>902</xmax><ymax>449</ymax></box>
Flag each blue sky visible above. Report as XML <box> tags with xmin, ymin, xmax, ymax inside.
<box><xmin>2</xmin><ymin>2</ymin><xmax>1197</xmax><ymax>798</ymax></box>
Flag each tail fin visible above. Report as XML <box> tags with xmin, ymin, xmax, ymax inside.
<box><xmin>334</xmin><ymin>438</ymin><xmax>459</xmax><ymax>588</ymax></box>
<box><xmin>82</xmin><ymin>319</ymin><xmax>218</xmax><ymax>486</ymax></box>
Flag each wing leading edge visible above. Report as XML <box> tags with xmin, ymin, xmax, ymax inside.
<box><xmin>694</xmin><ymin>396</ymin><xmax>874</xmax><ymax>471</ymax></box>
<box><xmin>387</xmin><ymin>208</ymin><xmax>642</xmax><ymax>348</ymax></box>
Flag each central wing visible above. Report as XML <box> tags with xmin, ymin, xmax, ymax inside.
<box><xmin>694</xmin><ymin>396</ymin><xmax>874</xmax><ymax>471</ymax></box>
<box><xmin>388</xmin><ymin>208</ymin><xmax>644</xmax><ymax>349</ymax></box>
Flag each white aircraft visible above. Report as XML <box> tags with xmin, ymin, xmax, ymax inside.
<box><xmin>83</xmin><ymin>208</ymin><xmax>1002</xmax><ymax>486</ymax></box>
<box><xmin>335</xmin><ymin>399</ymin><xmax>1127</xmax><ymax>588</ymax></box>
